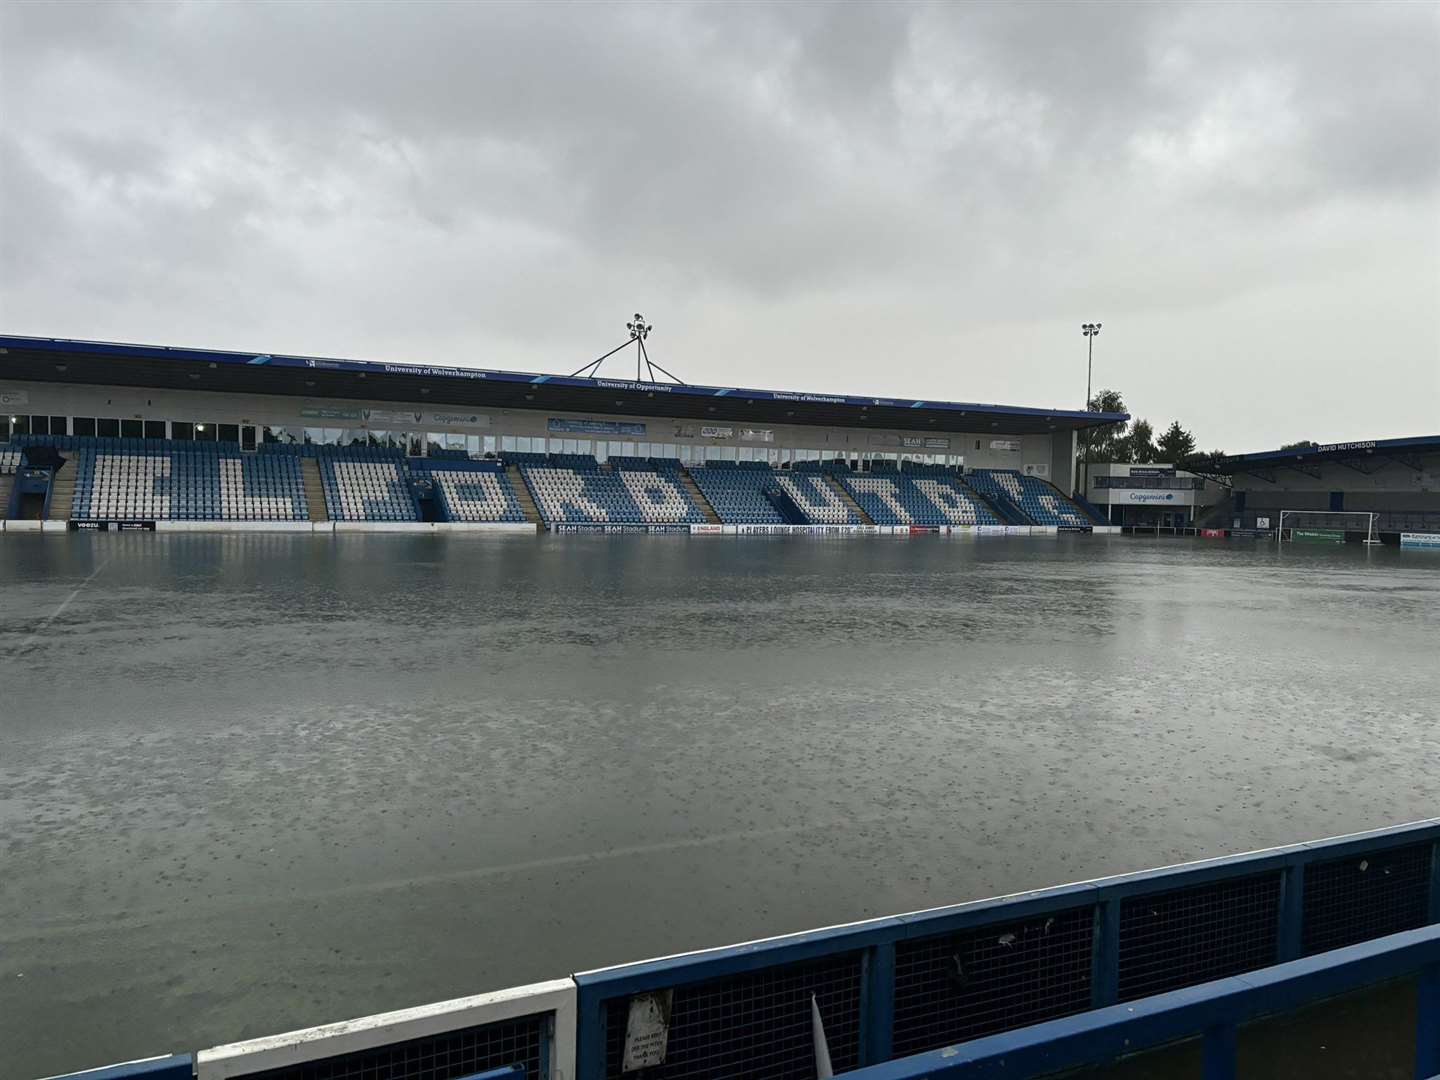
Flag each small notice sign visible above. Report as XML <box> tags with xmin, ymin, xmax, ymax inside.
<box><xmin>622</xmin><ymin>989</ymin><xmax>674</xmax><ymax>1071</ymax></box>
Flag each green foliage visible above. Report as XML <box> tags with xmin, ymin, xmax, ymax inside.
<box><xmin>1156</xmin><ymin>421</ymin><xmax>1197</xmax><ymax>462</ymax></box>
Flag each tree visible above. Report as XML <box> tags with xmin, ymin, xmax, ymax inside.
<box><xmin>1079</xmin><ymin>389</ymin><xmax>1130</xmax><ymax>467</ymax></box>
<box><xmin>1156</xmin><ymin>421</ymin><xmax>1197</xmax><ymax>462</ymax></box>
<box><xmin>1279</xmin><ymin>439</ymin><xmax>1318</xmax><ymax>452</ymax></box>
<box><xmin>1128</xmin><ymin>419</ymin><xmax>1156</xmax><ymax>464</ymax></box>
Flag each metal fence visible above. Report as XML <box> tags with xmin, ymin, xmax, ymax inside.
<box><xmin>46</xmin><ymin>820</ymin><xmax>1440</xmax><ymax>1080</ymax></box>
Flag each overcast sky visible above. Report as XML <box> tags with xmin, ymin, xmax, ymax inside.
<box><xmin>2</xmin><ymin>1</ymin><xmax>1436</xmax><ymax>451</ymax></box>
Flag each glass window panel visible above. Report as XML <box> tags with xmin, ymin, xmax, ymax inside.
<box><xmin>12</xmin><ymin>414</ymin><xmax>30</xmax><ymax>435</ymax></box>
<box><xmin>121</xmin><ymin>419</ymin><xmax>142</xmax><ymax>438</ymax></box>
<box><xmin>144</xmin><ymin>420</ymin><xmax>165</xmax><ymax>440</ymax></box>
<box><xmin>484</xmin><ymin>435</ymin><xmax>497</xmax><ymax>454</ymax></box>
<box><xmin>51</xmin><ymin>416</ymin><xmax>69</xmax><ymax>435</ymax></box>
<box><xmin>194</xmin><ymin>423</ymin><xmax>217</xmax><ymax>442</ymax></box>
<box><xmin>30</xmin><ymin>415</ymin><xmax>50</xmax><ymax>435</ymax></box>
<box><xmin>218</xmin><ymin>423</ymin><xmax>239</xmax><ymax>443</ymax></box>
<box><xmin>170</xmin><ymin>421</ymin><xmax>193</xmax><ymax>441</ymax></box>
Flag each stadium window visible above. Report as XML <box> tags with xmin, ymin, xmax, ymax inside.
<box><xmin>144</xmin><ymin>420</ymin><xmax>165</xmax><ymax>440</ymax></box>
<box><xmin>501</xmin><ymin>435</ymin><xmax>516</xmax><ymax>452</ymax></box>
<box><xmin>0</xmin><ymin>416</ymin><xmax>8</xmax><ymax>442</ymax></box>
<box><xmin>484</xmin><ymin>435</ymin><xmax>497</xmax><ymax>454</ymax></box>
<box><xmin>74</xmin><ymin>417</ymin><xmax>97</xmax><ymax>437</ymax></box>
<box><xmin>30</xmin><ymin>415</ymin><xmax>50</xmax><ymax>435</ymax></box>
<box><xmin>51</xmin><ymin>416</ymin><xmax>69</xmax><ymax>435</ymax></box>
<box><xmin>194</xmin><ymin>423</ymin><xmax>217</xmax><ymax>442</ymax></box>
<box><xmin>241</xmin><ymin>426</ymin><xmax>257</xmax><ymax>451</ymax></box>
<box><xmin>218</xmin><ymin>423</ymin><xmax>239</xmax><ymax>443</ymax></box>
<box><xmin>121</xmin><ymin>419</ymin><xmax>142</xmax><ymax>438</ymax></box>
<box><xmin>564</xmin><ymin>439</ymin><xmax>579</xmax><ymax>453</ymax></box>
<box><xmin>97</xmin><ymin>418</ymin><xmax>121</xmax><ymax>438</ymax></box>
<box><xmin>303</xmin><ymin>427</ymin><xmax>321</xmax><ymax>445</ymax></box>
<box><xmin>976</xmin><ymin>440</ymin><xmax>982</xmax><ymax>450</ymax></box>
<box><xmin>171</xmin><ymin>421</ymin><xmax>193</xmax><ymax>440</ymax></box>
<box><xmin>11</xmin><ymin>415</ymin><xmax>30</xmax><ymax>435</ymax></box>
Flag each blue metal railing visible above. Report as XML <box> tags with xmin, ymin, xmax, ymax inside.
<box><xmin>835</xmin><ymin>924</ymin><xmax>1440</xmax><ymax>1079</ymax></box>
<box><xmin>573</xmin><ymin>819</ymin><xmax>1440</xmax><ymax>1078</ymax></box>
<box><xmin>41</xmin><ymin>819</ymin><xmax>1440</xmax><ymax>1080</ymax></box>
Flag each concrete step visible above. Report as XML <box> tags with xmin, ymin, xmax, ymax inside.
<box><xmin>826</xmin><ymin>475</ymin><xmax>874</xmax><ymax>525</ymax></box>
<box><xmin>300</xmin><ymin>458</ymin><xmax>329</xmax><ymax>522</ymax></box>
<box><xmin>679</xmin><ymin>468</ymin><xmax>721</xmax><ymax>523</ymax></box>
<box><xmin>47</xmin><ymin>475</ymin><xmax>76</xmax><ymax>519</ymax></box>
<box><xmin>506</xmin><ymin>465</ymin><xmax>542</xmax><ymax>524</ymax></box>
<box><xmin>0</xmin><ymin>474</ymin><xmax>12</xmax><ymax>519</ymax></box>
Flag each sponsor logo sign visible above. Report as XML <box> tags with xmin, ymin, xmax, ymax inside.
<box><xmin>301</xmin><ymin>406</ymin><xmax>363</xmax><ymax>421</ymax></box>
<box><xmin>380</xmin><ymin>363</ymin><xmax>488</xmax><ymax>380</ymax></box>
<box><xmin>1256</xmin><ymin>516</ymin><xmax>1271</xmax><ymax>529</ymax></box>
<box><xmin>1201</xmin><ymin>528</ymin><xmax>1226</xmax><ymax>537</ymax></box>
<box><xmin>870</xmin><ymin>434</ymin><xmax>952</xmax><ymax>449</ymax></box>
<box><xmin>1023</xmin><ymin>463</ymin><xmax>1050</xmax><ymax>477</ymax></box>
<box><xmin>548</xmin><ymin>417</ymin><xmax>646</xmax><ymax>436</ymax></box>
<box><xmin>69</xmin><ymin>520</ymin><xmax>156</xmax><ymax>531</ymax></box>
<box><xmin>699</xmin><ymin>426</ymin><xmax>734</xmax><ymax>439</ymax></box>
<box><xmin>1129</xmin><ymin>466</ymin><xmax>1176</xmax><ymax>477</ymax></box>
<box><xmin>551</xmin><ymin>523</ymin><xmax>689</xmax><ymax>534</ymax></box>
<box><xmin>1317</xmin><ymin>440</ymin><xmax>1376</xmax><ymax>453</ymax></box>
<box><xmin>909</xmin><ymin>525</ymin><xmax>941</xmax><ymax>534</ymax></box>
<box><xmin>689</xmin><ymin>524</ymin><xmax>724</xmax><ymax>535</ymax></box>
<box><xmin>1400</xmin><ymin>533</ymin><xmax>1440</xmax><ymax>549</ymax></box>
<box><xmin>0</xmin><ymin>389</ymin><xmax>29</xmax><ymax>406</ymax></box>
<box><xmin>739</xmin><ymin>428</ymin><xmax>774</xmax><ymax>442</ymax></box>
<box><xmin>990</xmin><ymin>439</ymin><xmax>1021</xmax><ymax>451</ymax></box>
<box><xmin>1126</xmin><ymin>491</ymin><xmax>1178</xmax><ymax>503</ymax></box>
<box><xmin>596</xmin><ymin>379</ymin><xmax>673</xmax><ymax>393</ymax></box>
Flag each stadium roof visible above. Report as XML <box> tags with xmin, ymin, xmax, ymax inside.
<box><xmin>1191</xmin><ymin>434</ymin><xmax>1440</xmax><ymax>475</ymax></box>
<box><xmin>0</xmin><ymin>334</ymin><xmax>1127</xmax><ymax>437</ymax></box>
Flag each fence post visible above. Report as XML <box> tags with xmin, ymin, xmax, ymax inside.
<box><xmin>1418</xmin><ymin>962</ymin><xmax>1440</xmax><ymax>1080</ymax></box>
<box><xmin>864</xmin><ymin>942</ymin><xmax>895</xmax><ymax>1065</ymax></box>
<box><xmin>1278</xmin><ymin>862</ymin><xmax>1305</xmax><ymax>961</ymax></box>
<box><xmin>1092</xmin><ymin>899</ymin><xmax>1120</xmax><ymax>1008</ymax></box>
<box><xmin>1428</xmin><ymin>839</ymin><xmax>1440</xmax><ymax>924</ymax></box>
<box><xmin>1201</xmin><ymin>1023</ymin><xmax>1237</xmax><ymax>1080</ymax></box>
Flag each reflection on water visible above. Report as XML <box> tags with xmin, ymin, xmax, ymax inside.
<box><xmin>1</xmin><ymin>533</ymin><xmax>1437</xmax><ymax>1077</ymax></box>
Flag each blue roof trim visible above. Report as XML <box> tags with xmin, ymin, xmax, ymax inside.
<box><xmin>1213</xmin><ymin>433</ymin><xmax>1440</xmax><ymax>468</ymax></box>
<box><xmin>0</xmin><ymin>334</ymin><xmax>1128</xmax><ymax>426</ymax></box>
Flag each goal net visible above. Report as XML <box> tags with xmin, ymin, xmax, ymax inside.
<box><xmin>1276</xmin><ymin>510</ymin><xmax>1380</xmax><ymax>545</ymax></box>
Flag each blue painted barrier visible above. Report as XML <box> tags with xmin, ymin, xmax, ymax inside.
<box><xmin>833</xmin><ymin>925</ymin><xmax>1440</xmax><ymax>1079</ymax></box>
<box><xmin>39</xmin><ymin>820</ymin><xmax>1440</xmax><ymax>1080</ymax></box>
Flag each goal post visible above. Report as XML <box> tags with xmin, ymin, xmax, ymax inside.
<box><xmin>1276</xmin><ymin>510</ymin><xmax>1381</xmax><ymax>545</ymax></box>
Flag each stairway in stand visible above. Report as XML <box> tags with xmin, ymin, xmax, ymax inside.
<box><xmin>678</xmin><ymin>468</ymin><xmax>721</xmax><ymax>524</ymax></box>
<box><xmin>47</xmin><ymin>468</ymin><xmax>76</xmax><ymax>519</ymax></box>
<box><xmin>300</xmin><ymin>458</ymin><xmax>329</xmax><ymax>521</ymax></box>
<box><xmin>825</xmin><ymin>476</ymin><xmax>874</xmax><ymax>525</ymax></box>
<box><xmin>507</xmin><ymin>465</ymin><xmax>542</xmax><ymax>525</ymax></box>
<box><xmin>0</xmin><ymin>474</ymin><xmax>12</xmax><ymax>519</ymax></box>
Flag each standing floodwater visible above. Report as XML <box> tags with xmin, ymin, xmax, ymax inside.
<box><xmin>2</xmin><ymin>533</ymin><xmax>1437</xmax><ymax>1077</ymax></box>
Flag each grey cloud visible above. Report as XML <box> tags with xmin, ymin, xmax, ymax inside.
<box><xmin>1</xmin><ymin>0</ymin><xmax>1436</xmax><ymax>449</ymax></box>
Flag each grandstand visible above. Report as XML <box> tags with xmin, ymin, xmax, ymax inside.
<box><xmin>0</xmin><ymin>333</ymin><xmax>1119</xmax><ymax>533</ymax></box>
<box><xmin>1189</xmin><ymin>434</ymin><xmax>1440</xmax><ymax>541</ymax></box>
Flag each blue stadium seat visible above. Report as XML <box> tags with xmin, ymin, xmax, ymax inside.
<box><xmin>839</xmin><ymin>470</ymin><xmax>1000</xmax><ymax>526</ymax></box>
<box><xmin>966</xmin><ymin>469</ymin><xmax>1091</xmax><ymax>527</ymax></box>
<box><xmin>68</xmin><ymin>439</ymin><xmax>309</xmax><ymax>521</ymax></box>
<box><xmin>318</xmin><ymin>445</ymin><xmax>419</xmax><ymax>522</ymax></box>
<box><xmin>517</xmin><ymin>456</ymin><xmax>706</xmax><ymax>524</ymax></box>
<box><xmin>424</xmin><ymin>460</ymin><xmax>528</xmax><ymax>523</ymax></box>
